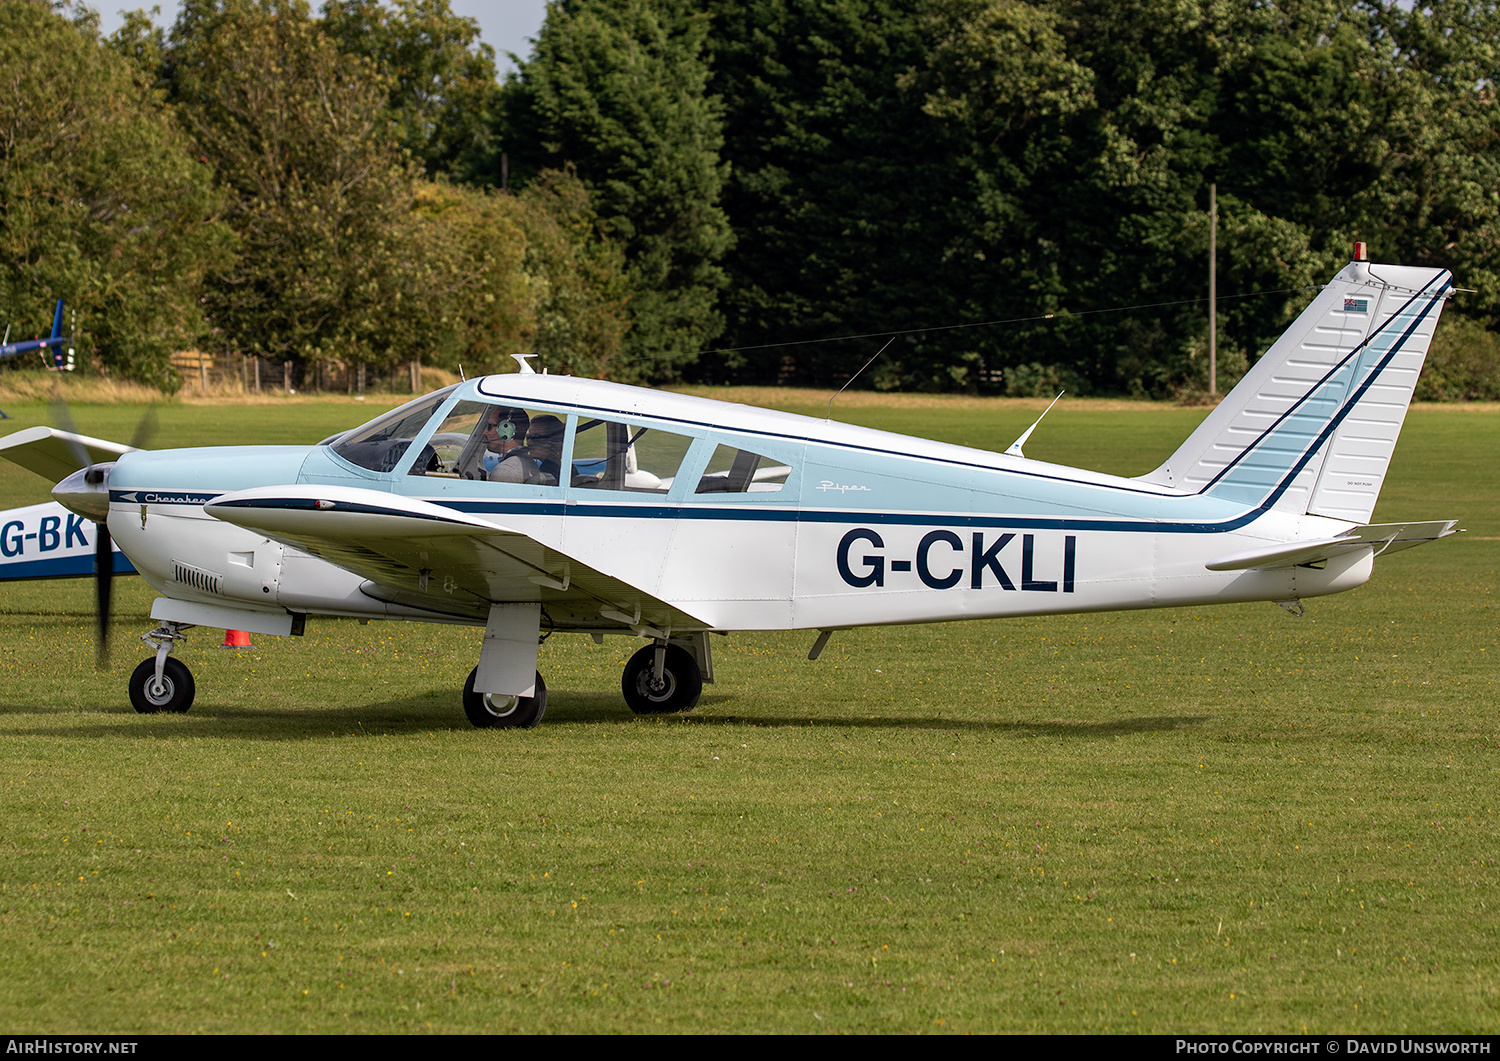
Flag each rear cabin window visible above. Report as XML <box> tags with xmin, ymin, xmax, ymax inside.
<box><xmin>570</xmin><ymin>418</ymin><xmax>693</xmax><ymax>494</ymax></box>
<box><xmin>695</xmin><ymin>445</ymin><xmax>792</xmax><ymax>494</ymax></box>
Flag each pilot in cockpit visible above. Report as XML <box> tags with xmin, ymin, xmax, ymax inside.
<box><xmin>487</xmin><ymin>409</ymin><xmax>568</xmax><ymax>487</ymax></box>
<box><xmin>480</xmin><ymin>407</ymin><xmax>530</xmax><ymax>478</ymax></box>
<box><xmin>487</xmin><ymin>407</ymin><xmax>553</xmax><ymax>484</ymax></box>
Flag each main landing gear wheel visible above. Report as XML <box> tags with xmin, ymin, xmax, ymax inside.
<box><xmin>128</xmin><ymin>657</ymin><xmax>195</xmax><ymax>714</ymax></box>
<box><xmin>463</xmin><ymin>668</ymin><xmax>547</xmax><ymax>729</ymax></box>
<box><xmin>622</xmin><ymin>644</ymin><xmax>702</xmax><ymax>715</ymax></box>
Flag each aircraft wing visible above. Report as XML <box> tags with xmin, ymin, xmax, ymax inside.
<box><xmin>1205</xmin><ymin>520</ymin><xmax>1459</xmax><ymax>571</ymax></box>
<box><xmin>204</xmin><ymin>485</ymin><xmax>710</xmax><ymax>633</ymax></box>
<box><xmin>0</xmin><ymin>426</ymin><xmax>138</xmax><ymax>483</ymax></box>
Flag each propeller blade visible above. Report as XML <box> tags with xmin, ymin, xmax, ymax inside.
<box><xmin>48</xmin><ymin>383</ymin><xmax>91</xmax><ymax>471</ymax></box>
<box><xmin>95</xmin><ymin>522</ymin><xmax>112</xmax><ymax>670</ymax></box>
<box><xmin>129</xmin><ymin>404</ymin><xmax>158</xmax><ymax>451</ymax></box>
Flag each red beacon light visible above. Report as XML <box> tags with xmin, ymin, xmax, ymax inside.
<box><xmin>1353</xmin><ymin>241</ymin><xmax>1368</xmax><ymax>262</ymax></box>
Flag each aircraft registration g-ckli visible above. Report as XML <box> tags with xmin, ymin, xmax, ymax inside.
<box><xmin>0</xmin><ymin>256</ymin><xmax>1461</xmax><ymax>728</ymax></box>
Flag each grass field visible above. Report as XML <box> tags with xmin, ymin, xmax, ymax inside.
<box><xmin>0</xmin><ymin>390</ymin><xmax>1494</xmax><ymax>1033</ymax></box>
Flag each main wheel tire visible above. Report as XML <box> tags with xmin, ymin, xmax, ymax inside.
<box><xmin>128</xmin><ymin>657</ymin><xmax>195</xmax><ymax>714</ymax></box>
<box><xmin>463</xmin><ymin>668</ymin><xmax>547</xmax><ymax>729</ymax></box>
<box><xmin>622</xmin><ymin>644</ymin><xmax>702</xmax><ymax>715</ymax></box>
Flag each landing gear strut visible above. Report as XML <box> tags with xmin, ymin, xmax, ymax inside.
<box><xmin>622</xmin><ymin>642</ymin><xmax>702</xmax><ymax>715</ymax></box>
<box><xmin>129</xmin><ymin>623</ymin><xmax>195</xmax><ymax>713</ymax></box>
<box><xmin>463</xmin><ymin>667</ymin><xmax>547</xmax><ymax>729</ymax></box>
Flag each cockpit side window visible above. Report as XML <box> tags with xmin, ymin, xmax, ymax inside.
<box><xmin>570</xmin><ymin>417</ymin><xmax>693</xmax><ymax>494</ymax></box>
<box><xmin>329</xmin><ymin>387</ymin><xmax>455</xmax><ymax>473</ymax></box>
<box><xmin>695</xmin><ymin>444</ymin><xmax>792</xmax><ymax>494</ymax></box>
<box><xmin>412</xmin><ymin>400</ymin><xmax>566</xmax><ymax>487</ymax></box>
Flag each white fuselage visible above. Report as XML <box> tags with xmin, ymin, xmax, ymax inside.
<box><xmin>105</xmin><ymin>377</ymin><xmax>1373</xmax><ymax>636</ymax></box>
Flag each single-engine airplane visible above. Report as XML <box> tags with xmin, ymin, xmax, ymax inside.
<box><xmin>0</xmin><ymin>256</ymin><xmax>1461</xmax><ymax>727</ymax></box>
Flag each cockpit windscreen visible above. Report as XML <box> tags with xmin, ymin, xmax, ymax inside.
<box><xmin>329</xmin><ymin>385</ymin><xmax>456</xmax><ymax>472</ymax></box>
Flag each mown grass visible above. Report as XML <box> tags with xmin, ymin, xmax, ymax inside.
<box><xmin>0</xmin><ymin>394</ymin><xmax>1494</xmax><ymax>1033</ymax></box>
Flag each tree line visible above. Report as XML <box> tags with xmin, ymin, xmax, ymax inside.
<box><xmin>2</xmin><ymin>0</ymin><xmax>630</xmax><ymax>390</ymax></box>
<box><xmin>2</xmin><ymin>0</ymin><xmax>1498</xmax><ymax>397</ymax></box>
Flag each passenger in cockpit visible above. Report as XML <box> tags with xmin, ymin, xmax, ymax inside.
<box><xmin>526</xmin><ymin>416</ymin><xmax>566</xmax><ymax>485</ymax></box>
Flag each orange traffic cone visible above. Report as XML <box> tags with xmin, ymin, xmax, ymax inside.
<box><xmin>220</xmin><ymin>629</ymin><xmax>252</xmax><ymax>648</ymax></box>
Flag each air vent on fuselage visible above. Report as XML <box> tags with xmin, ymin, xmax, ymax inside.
<box><xmin>173</xmin><ymin>560</ymin><xmax>222</xmax><ymax>596</ymax></box>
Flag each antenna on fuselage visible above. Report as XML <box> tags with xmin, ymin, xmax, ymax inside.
<box><xmin>1004</xmin><ymin>391</ymin><xmax>1065</xmax><ymax>458</ymax></box>
<box><xmin>825</xmin><ymin>336</ymin><xmax>897</xmax><ymax>421</ymax></box>
<box><xmin>511</xmin><ymin>354</ymin><xmax>538</xmax><ymax>375</ymax></box>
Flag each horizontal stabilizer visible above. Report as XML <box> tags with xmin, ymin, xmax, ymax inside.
<box><xmin>1205</xmin><ymin>520</ymin><xmax>1458</xmax><ymax>571</ymax></box>
<box><xmin>0</xmin><ymin>426</ymin><xmax>137</xmax><ymax>483</ymax></box>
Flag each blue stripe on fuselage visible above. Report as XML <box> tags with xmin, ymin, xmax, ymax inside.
<box><xmin>429</xmin><ymin>498</ymin><xmax>1259</xmax><ymax>534</ymax></box>
<box><xmin>0</xmin><ymin>553</ymin><xmax>135</xmax><ymax>580</ymax></box>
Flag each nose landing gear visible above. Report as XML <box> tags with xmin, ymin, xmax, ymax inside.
<box><xmin>128</xmin><ymin>657</ymin><xmax>195</xmax><ymax>713</ymax></box>
<box><xmin>130</xmin><ymin>622</ymin><xmax>195</xmax><ymax>714</ymax></box>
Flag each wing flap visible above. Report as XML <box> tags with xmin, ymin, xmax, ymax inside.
<box><xmin>205</xmin><ymin>485</ymin><xmax>710</xmax><ymax>632</ymax></box>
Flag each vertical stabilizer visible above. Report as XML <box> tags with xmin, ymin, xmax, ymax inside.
<box><xmin>1136</xmin><ymin>261</ymin><xmax>1451</xmax><ymax>521</ymax></box>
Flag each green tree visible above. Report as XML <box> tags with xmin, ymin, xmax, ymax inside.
<box><xmin>887</xmin><ymin>0</ymin><xmax>1243</xmax><ymax>395</ymax></box>
<box><xmin>515</xmin><ymin>168</ymin><xmax>631</xmax><ymax>379</ymax></box>
<box><xmin>164</xmin><ymin>0</ymin><xmax>420</xmax><ymax>369</ymax></box>
<box><xmin>399</xmin><ymin>180</ymin><xmax>536</xmax><ymax>375</ymax></box>
<box><xmin>695</xmin><ymin>0</ymin><xmax>1500</xmax><ymax>395</ymax></box>
<box><xmin>0</xmin><ymin>0</ymin><xmax>228</xmax><ymax>389</ymax></box>
<box><xmin>1376</xmin><ymin>0</ymin><xmax>1500</xmax><ymax>322</ymax></box>
<box><xmin>106</xmin><ymin>6</ymin><xmax>168</xmax><ymax>85</ymax></box>
<box><xmin>701</xmin><ymin>0</ymin><xmax>994</xmax><ymax>390</ymax></box>
<box><xmin>503</xmin><ymin>0</ymin><xmax>732</xmax><ymax>382</ymax></box>
<box><xmin>320</xmin><ymin>0</ymin><xmax>503</xmax><ymax>185</ymax></box>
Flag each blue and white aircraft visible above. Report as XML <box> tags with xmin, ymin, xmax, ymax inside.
<box><xmin>0</xmin><ymin>499</ymin><xmax>132</xmax><ymax>580</ymax></box>
<box><xmin>0</xmin><ymin>257</ymin><xmax>1461</xmax><ymax>727</ymax></box>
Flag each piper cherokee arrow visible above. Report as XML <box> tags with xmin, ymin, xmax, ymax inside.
<box><xmin>0</xmin><ymin>255</ymin><xmax>1461</xmax><ymax>727</ymax></box>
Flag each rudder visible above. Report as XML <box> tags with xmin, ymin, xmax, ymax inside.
<box><xmin>1136</xmin><ymin>259</ymin><xmax>1452</xmax><ymax>522</ymax></box>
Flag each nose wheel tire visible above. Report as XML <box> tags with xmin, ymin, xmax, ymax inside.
<box><xmin>128</xmin><ymin>657</ymin><xmax>195</xmax><ymax>714</ymax></box>
<box><xmin>463</xmin><ymin>668</ymin><xmax>547</xmax><ymax>729</ymax></box>
<box><xmin>622</xmin><ymin>644</ymin><xmax>702</xmax><ymax>715</ymax></box>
